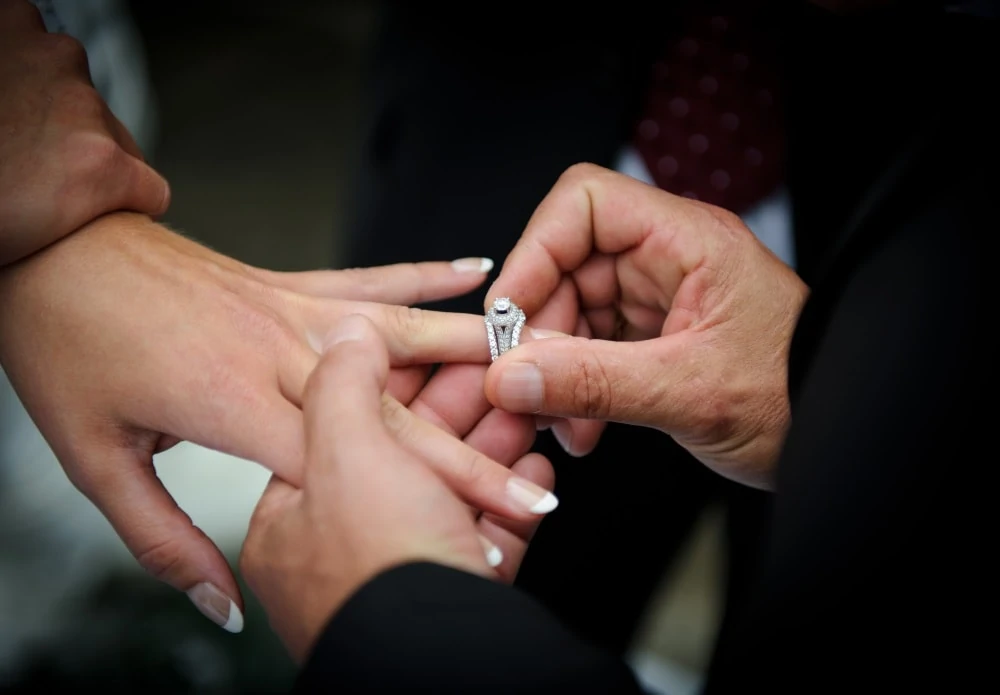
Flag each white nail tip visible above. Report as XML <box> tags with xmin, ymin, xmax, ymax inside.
<box><xmin>479</xmin><ymin>536</ymin><xmax>504</xmax><ymax>568</ymax></box>
<box><xmin>188</xmin><ymin>582</ymin><xmax>245</xmax><ymax>634</ymax></box>
<box><xmin>530</xmin><ymin>491</ymin><xmax>559</xmax><ymax>514</ymax></box>
<box><xmin>551</xmin><ymin>425</ymin><xmax>573</xmax><ymax>456</ymax></box>
<box><xmin>485</xmin><ymin>545</ymin><xmax>503</xmax><ymax>568</ymax></box>
<box><xmin>223</xmin><ymin>600</ymin><xmax>244</xmax><ymax>633</ymax></box>
<box><xmin>451</xmin><ymin>257</ymin><xmax>494</xmax><ymax>273</ymax></box>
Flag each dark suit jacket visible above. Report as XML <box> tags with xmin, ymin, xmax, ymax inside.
<box><xmin>298</xmin><ymin>4</ymin><xmax>994</xmax><ymax>693</ymax></box>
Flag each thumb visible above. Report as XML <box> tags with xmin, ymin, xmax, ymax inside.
<box><xmin>69</xmin><ymin>155</ymin><xmax>170</xmax><ymax>236</ymax></box>
<box><xmin>114</xmin><ymin>156</ymin><xmax>172</xmax><ymax>218</ymax></box>
<box><xmin>69</xmin><ymin>446</ymin><xmax>244</xmax><ymax>633</ymax></box>
<box><xmin>304</xmin><ymin>314</ymin><xmax>392</xmax><ymax>472</ymax></box>
<box><xmin>484</xmin><ymin>335</ymin><xmax>674</xmax><ymax>429</ymax></box>
<box><xmin>105</xmin><ymin>114</ymin><xmax>172</xmax><ymax>218</ymax></box>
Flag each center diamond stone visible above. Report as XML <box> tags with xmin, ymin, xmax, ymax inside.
<box><xmin>494</xmin><ymin>297</ymin><xmax>511</xmax><ymax>313</ymax></box>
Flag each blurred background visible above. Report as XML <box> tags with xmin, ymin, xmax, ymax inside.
<box><xmin>1</xmin><ymin>2</ymin><xmax>723</xmax><ymax>692</ymax></box>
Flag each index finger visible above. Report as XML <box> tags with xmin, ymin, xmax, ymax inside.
<box><xmin>486</xmin><ymin>163</ymin><xmax>700</xmax><ymax>316</ymax></box>
<box><xmin>254</xmin><ymin>259</ymin><xmax>492</xmax><ymax>306</ymax></box>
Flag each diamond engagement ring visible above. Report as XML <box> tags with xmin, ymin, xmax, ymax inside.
<box><xmin>485</xmin><ymin>297</ymin><xmax>526</xmax><ymax>361</ymax></box>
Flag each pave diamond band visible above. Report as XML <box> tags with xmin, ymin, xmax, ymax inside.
<box><xmin>485</xmin><ymin>297</ymin><xmax>526</xmax><ymax>362</ymax></box>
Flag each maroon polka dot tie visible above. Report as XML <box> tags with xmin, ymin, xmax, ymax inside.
<box><xmin>633</xmin><ymin>12</ymin><xmax>786</xmax><ymax>214</ymax></box>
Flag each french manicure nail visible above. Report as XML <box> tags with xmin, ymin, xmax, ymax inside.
<box><xmin>507</xmin><ymin>476</ymin><xmax>559</xmax><ymax>514</ymax></box>
<box><xmin>451</xmin><ymin>257</ymin><xmax>494</xmax><ymax>273</ymax></box>
<box><xmin>551</xmin><ymin>420</ymin><xmax>576</xmax><ymax>457</ymax></box>
<box><xmin>535</xmin><ymin>416</ymin><xmax>554</xmax><ymax>432</ymax></box>
<box><xmin>529</xmin><ymin>327</ymin><xmax>570</xmax><ymax>340</ymax></box>
<box><xmin>495</xmin><ymin>362</ymin><xmax>544</xmax><ymax>413</ymax></box>
<box><xmin>479</xmin><ymin>535</ymin><xmax>504</xmax><ymax>568</ymax></box>
<box><xmin>322</xmin><ymin>314</ymin><xmax>368</xmax><ymax>352</ymax></box>
<box><xmin>187</xmin><ymin>582</ymin><xmax>244</xmax><ymax>633</ymax></box>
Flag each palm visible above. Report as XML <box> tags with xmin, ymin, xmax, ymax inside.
<box><xmin>529</xmin><ymin>248</ymin><xmax>697</xmax><ymax>344</ymax></box>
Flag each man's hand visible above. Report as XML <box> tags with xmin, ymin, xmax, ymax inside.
<box><xmin>485</xmin><ymin>164</ymin><xmax>809</xmax><ymax>488</ymax></box>
<box><xmin>241</xmin><ymin>315</ymin><xmax>555</xmax><ymax>662</ymax></box>
<box><xmin>0</xmin><ymin>211</ymin><xmax>515</xmax><ymax>630</ymax></box>
<box><xmin>0</xmin><ymin>0</ymin><xmax>170</xmax><ymax>266</ymax></box>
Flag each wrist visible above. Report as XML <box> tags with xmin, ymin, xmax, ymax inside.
<box><xmin>1</xmin><ymin>211</ymin><xmax>157</xmax><ymax>270</ymax></box>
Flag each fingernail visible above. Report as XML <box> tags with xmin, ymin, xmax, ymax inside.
<box><xmin>528</xmin><ymin>327</ymin><xmax>570</xmax><ymax>340</ymax></box>
<box><xmin>479</xmin><ymin>535</ymin><xmax>504</xmax><ymax>568</ymax></box>
<box><xmin>551</xmin><ymin>420</ymin><xmax>576</xmax><ymax>457</ymax></box>
<box><xmin>507</xmin><ymin>476</ymin><xmax>559</xmax><ymax>514</ymax></box>
<box><xmin>495</xmin><ymin>363</ymin><xmax>544</xmax><ymax>413</ymax></box>
<box><xmin>187</xmin><ymin>582</ymin><xmax>244</xmax><ymax>633</ymax></box>
<box><xmin>451</xmin><ymin>257</ymin><xmax>494</xmax><ymax>273</ymax></box>
<box><xmin>322</xmin><ymin>314</ymin><xmax>368</xmax><ymax>352</ymax></box>
<box><xmin>535</xmin><ymin>415</ymin><xmax>555</xmax><ymax>432</ymax></box>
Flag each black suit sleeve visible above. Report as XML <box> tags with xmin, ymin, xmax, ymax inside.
<box><xmin>702</xmin><ymin>131</ymin><xmax>993</xmax><ymax>693</ymax></box>
<box><xmin>293</xmin><ymin>563</ymin><xmax>644</xmax><ymax>695</ymax></box>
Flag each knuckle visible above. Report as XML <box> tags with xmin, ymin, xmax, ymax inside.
<box><xmin>384</xmin><ymin>305</ymin><xmax>425</xmax><ymax>357</ymax></box>
<box><xmin>334</xmin><ymin>267</ymin><xmax>373</xmax><ymax>294</ymax></box>
<box><xmin>45</xmin><ymin>32</ymin><xmax>89</xmax><ymax>69</ymax></box>
<box><xmin>700</xmin><ymin>205</ymin><xmax>754</xmax><ymax>252</ymax></box>
<box><xmin>246</xmin><ymin>494</ymin><xmax>273</xmax><ymax>533</ymax></box>
<box><xmin>135</xmin><ymin>535</ymin><xmax>187</xmax><ymax>581</ymax></box>
<box><xmin>237</xmin><ymin>551</ymin><xmax>261</xmax><ymax>590</ymax></box>
<box><xmin>60</xmin><ymin>448</ymin><xmax>121</xmax><ymax>501</ymax></box>
<box><xmin>238</xmin><ymin>533</ymin><xmax>261</xmax><ymax>580</ymax></box>
<box><xmin>199</xmin><ymin>357</ymin><xmax>272</xmax><ymax>428</ymax></box>
<box><xmin>572</xmin><ymin>356</ymin><xmax>613</xmax><ymax>420</ymax></box>
<box><xmin>688</xmin><ymin>383</ymin><xmax>739</xmax><ymax>444</ymax></box>
<box><xmin>237</xmin><ymin>548</ymin><xmax>253</xmax><ymax>581</ymax></box>
<box><xmin>454</xmin><ymin>448</ymin><xmax>494</xmax><ymax>490</ymax></box>
<box><xmin>560</xmin><ymin>162</ymin><xmax>603</xmax><ymax>184</ymax></box>
<box><xmin>379</xmin><ymin>395</ymin><xmax>414</xmax><ymax>439</ymax></box>
<box><xmin>62</xmin><ymin>460</ymin><xmax>102</xmax><ymax>499</ymax></box>
<box><xmin>396</xmin><ymin>305</ymin><xmax>426</xmax><ymax>334</ymax></box>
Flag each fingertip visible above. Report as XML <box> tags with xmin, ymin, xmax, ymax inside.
<box><xmin>556</xmin><ymin>419</ymin><xmax>603</xmax><ymax>457</ymax></box>
<box><xmin>187</xmin><ymin>581</ymin><xmax>245</xmax><ymax>634</ymax></box>
<box><xmin>305</xmin><ymin>314</ymin><xmax>392</xmax><ymax>456</ymax></box>
<box><xmin>310</xmin><ymin>314</ymin><xmax>389</xmax><ymax>407</ymax></box>
<box><xmin>156</xmin><ymin>176</ymin><xmax>172</xmax><ymax>216</ymax></box>
<box><xmin>224</xmin><ymin>601</ymin><xmax>245</xmax><ymax>633</ymax></box>
<box><xmin>321</xmin><ymin>313</ymin><xmax>376</xmax><ymax>353</ymax></box>
<box><xmin>484</xmin><ymin>357</ymin><xmax>545</xmax><ymax>414</ymax></box>
<box><xmin>478</xmin><ymin>535</ymin><xmax>504</xmax><ymax>568</ymax></box>
<box><xmin>135</xmin><ymin>160</ymin><xmax>171</xmax><ymax>217</ymax></box>
<box><xmin>451</xmin><ymin>257</ymin><xmax>494</xmax><ymax>274</ymax></box>
<box><xmin>511</xmin><ymin>452</ymin><xmax>556</xmax><ymax>491</ymax></box>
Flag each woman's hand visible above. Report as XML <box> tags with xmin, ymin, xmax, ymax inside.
<box><xmin>0</xmin><ymin>211</ymin><xmax>503</xmax><ymax>629</ymax></box>
<box><xmin>240</xmin><ymin>315</ymin><xmax>555</xmax><ymax>661</ymax></box>
<box><xmin>485</xmin><ymin>164</ymin><xmax>808</xmax><ymax>488</ymax></box>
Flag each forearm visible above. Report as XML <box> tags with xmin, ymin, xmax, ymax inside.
<box><xmin>295</xmin><ymin>563</ymin><xmax>644</xmax><ymax>694</ymax></box>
